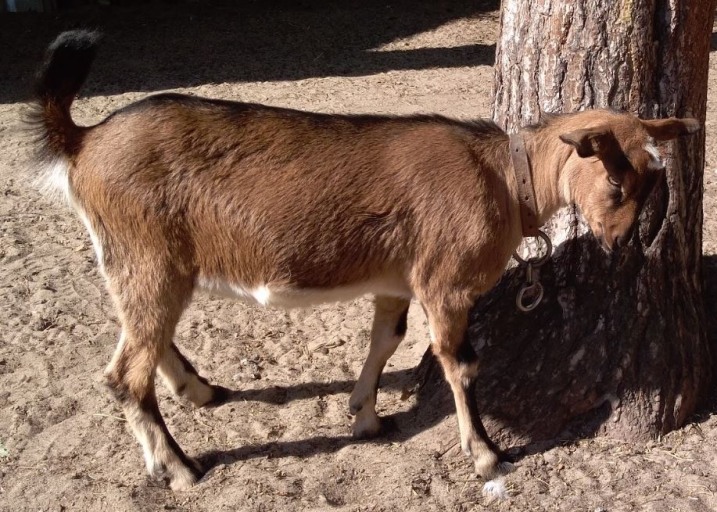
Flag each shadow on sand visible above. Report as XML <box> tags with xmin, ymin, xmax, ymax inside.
<box><xmin>0</xmin><ymin>0</ymin><xmax>498</xmax><ymax>104</ymax></box>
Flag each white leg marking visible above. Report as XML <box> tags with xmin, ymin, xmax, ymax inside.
<box><xmin>482</xmin><ymin>478</ymin><xmax>509</xmax><ymax>499</ymax></box>
<box><xmin>76</xmin><ymin>206</ymin><xmax>105</xmax><ymax>267</ymax></box>
<box><xmin>482</xmin><ymin>463</ymin><xmax>514</xmax><ymax>499</ymax></box>
<box><xmin>105</xmin><ymin>332</ymin><xmax>127</xmax><ymax>376</ymax></box>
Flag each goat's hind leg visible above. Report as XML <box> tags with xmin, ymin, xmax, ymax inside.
<box><xmin>158</xmin><ymin>343</ymin><xmax>232</xmax><ymax>407</ymax></box>
<box><xmin>349</xmin><ymin>296</ymin><xmax>410</xmax><ymax>438</ymax></box>
<box><xmin>104</xmin><ymin>272</ymin><xmax>202</xmax><ymax>490</ymax></box>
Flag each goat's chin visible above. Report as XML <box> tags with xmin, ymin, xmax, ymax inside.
<box><xmin>599</xmin><ymin>242</ymin><xmax>614</xmax><ymax>255</ymax></box>
<box><xmin>588</xmin><ymin>228</ymin><xmax>614</xmax><ymax>255</ymax></box>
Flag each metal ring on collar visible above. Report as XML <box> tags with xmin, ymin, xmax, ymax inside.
<box><xmin>513</xmin><ymin>230</ymin><xmax>553</xmax><ymax>267</ymax></box>
<box><xmin>516</xmin><ymin>282</ymin><xmax>544</xmax><ymax>312</ymax></box>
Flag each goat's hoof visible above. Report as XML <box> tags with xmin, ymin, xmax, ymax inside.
<box><xmin>167</xmin><ymin>458</ymin><xmax>205</xmax><ymax>491</ymax></box>
<box><xmin>168</xmin><ymin>471</ymin><xmax>199</xmax><ymax>491</ymax></box>
<box><xmin>352</xmin><ymin>413</ymin><xmax>382</xmax><ymax>439</ymax></box>
<box><xmin>203</xmin><ymin>385</ymin><xmax>233</xmax><ymax>408</ymax></box>
<box><xmin>352</xmin><ymin>415</ymin><xmax>397</xmax><ymax>439</ymax></box>
<box><xmin>475</xmin><ymin>454</ymin><xmax>514</xmax><ymax>481</ymax></box>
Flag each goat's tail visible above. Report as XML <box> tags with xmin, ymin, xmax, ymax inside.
<box><xmin>28</xmin><ymin>30</ymin><xmax>101</xmax><ymax>162</ymax></box>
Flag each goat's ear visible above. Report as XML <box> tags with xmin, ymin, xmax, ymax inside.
<box><xmin>640</xmin><ymin>117</ymin><xmax>700</xmax><ymax>140</ymax></box>
<box><xmin>559</xmin><ymin>126</ymin><xmax>613</xmax><ymax>158</ymax></box>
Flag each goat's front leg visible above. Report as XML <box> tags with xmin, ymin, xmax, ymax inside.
<box><xmin>425</xmin><ymin>302</ymin><xmax>511</xmax><ymax>480</ymax></box>
<box><xmin>349</xmin><ymin>296</ymin><xmax>410</xmax><ymax>438</ymax></box>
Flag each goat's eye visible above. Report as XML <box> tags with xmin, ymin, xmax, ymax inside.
<box><xmin>607</xmin><ymin>175</ymin><xmax>621</xmax><ymax>187</ymax></box>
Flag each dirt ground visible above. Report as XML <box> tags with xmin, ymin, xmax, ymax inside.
<box><xmin>2</xmin><ymin>1</ymin><xmax>717</xmax><ymax>511</ymax></box>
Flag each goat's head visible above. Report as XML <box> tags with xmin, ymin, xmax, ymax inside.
<box><xmin>559</xmin><ymin>113</ymin><xmax>699</xmax><ymax>252</ymax></box>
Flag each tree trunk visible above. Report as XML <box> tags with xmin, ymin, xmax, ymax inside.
<box><xmin>416</xmin><ymin>0</ymin><xmax>715</xmax><ymax>445</ymax></box>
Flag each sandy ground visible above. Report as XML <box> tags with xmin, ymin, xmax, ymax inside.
<box><xmin>1</xmin><ymin>1</ymin><xmax>717</xmax><ymax>511</ymax></box>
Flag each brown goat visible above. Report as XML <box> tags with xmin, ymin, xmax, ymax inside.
<box><xmin>30</xmin><ymin>31</ymin><xmax>699</xmax><ymax>492</ymax></box>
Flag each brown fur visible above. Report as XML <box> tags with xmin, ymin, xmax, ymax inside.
<box><xmin>30</xmin><ymin>31</ymin><xmax>699</xmax><ymax>491</ymax></box>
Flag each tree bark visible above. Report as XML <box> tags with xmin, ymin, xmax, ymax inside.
<box><xmin>416</xmin><ymin>0</ymin><xmax>715</xmax><ymax>445</ymax></box>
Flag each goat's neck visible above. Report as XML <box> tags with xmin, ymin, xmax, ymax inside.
<box><xmin>517</xmin><ymin>129</ymin><xmax>573</xmax><ymax>227</ymax></box>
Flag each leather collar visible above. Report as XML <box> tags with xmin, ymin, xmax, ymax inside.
<box><xmin>509</xmin><ymin>133</ymin><xmax>540</xmax><ymax>238</ymax></box>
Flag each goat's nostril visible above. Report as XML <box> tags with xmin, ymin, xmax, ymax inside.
<box><xmin>613</xmin><ymin>235</ymin><xmax>621</xmax><ymax>249</ymax></box>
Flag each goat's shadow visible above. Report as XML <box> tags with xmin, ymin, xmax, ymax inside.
<box><xmin>197</xmin><ymin>233</ymin><xmax>717</xmax><ymax>471</ymax></box>
<box><xmin>196</xmin><ymin>370</ymin><xmax>445</xmax><ymax>468</ymax></box>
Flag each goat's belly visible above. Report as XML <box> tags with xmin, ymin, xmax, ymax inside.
<box><xmin>195</xmin><ymin>276</ymin><xmax>412</xmax><ymax>308</ymax></box>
